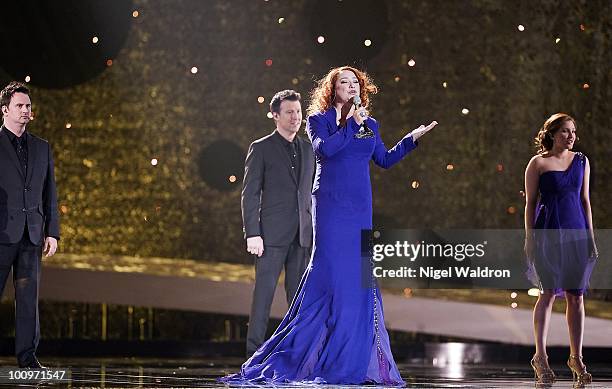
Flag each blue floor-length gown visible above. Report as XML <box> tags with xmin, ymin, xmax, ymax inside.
<box><xmin>531</xmin><ymin>151</ymin><xmax>596</xmax><ymax>295</ymax></box>
<box><xmin>221</xmin><ymin>108</ymin><xmax>417</xmax><ymax>385</ymax></box>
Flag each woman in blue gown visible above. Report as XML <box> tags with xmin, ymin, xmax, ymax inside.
<box><xmin>221</xmin><ymin>66</ymin><xmax>437</xmax><ymax>385</ymax></box>
<box><xmin>524</xmin><ymin>113</ymin><xmax>597</xmax><ymax>386</ymax></box>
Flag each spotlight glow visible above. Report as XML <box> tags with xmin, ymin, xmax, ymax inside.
<box><xmin>24</xmin><ymin>76</ymin><xmax>31</xmax><ymax>82</ymax></box>
<box><xmin>317</xmin><ymin>36</ymin><xmax>325</xmax><ymax>44</ymax></box>
<box><xmin>408</xmin><ymin>59</ymin><xmax>416</xmax><ymax>67</ymax></box>
<box><xmin>442</xmin><ymin>81</ymin><xmax>448</xmax><ymax>88</ymax></box>
<box><xmin>517</xmin><ymin>24</ymin><xmax>525</xmax><ymax>31</ymax></box>
<box><xmin>461</xmin><ymin>108</ymin><xmax>469</xmax><ymax>115</ymax></box>
<box><xmin>278</xmin><ymin>17</ymin><xmax>284</xmax><ymax>23</ymax></box>
<box><xmin>364</xmin><ymin>39</ymin><xmax>372</xmax><ymax>47</ymax></box>
<box><xmin>132</xmin><ymin>10</ymin><xmax>139</xmax><ymax>18</ymax></box>
<box><xmin>151</xmin><ymin>158</ymin><xmax>158</xmax><ymax>166</ymax></box>
<box><xmin>411</xmin><ymin>180</ymin><xmax>420</xmax><ymax>189</ymax></box>
<box><xmin>257</xmin><ymin>96</ymin><xmax>265</xmax><ymax>103</ymax></box>
<box><xmin>190</xmin><ymin>66</ymin><xmax>198</xmax><ymax>74</ymax></box>
<box><xmin>92</xmin><ymin>36</ymin><xmax>99</xmax><ymax>44</ymax></box>
<box><xmin>267</xmin><ymin>112</ymin><xmax>273</xmax><ymax>119</ymax></box>
<box><xmin>65</xmin><ymin>123</ymin><xmax>72</xmax><ymax>129</ymax></box>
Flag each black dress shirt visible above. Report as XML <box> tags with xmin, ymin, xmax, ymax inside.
<box><xmin>3</xmin><ymin>126</ymin><xmax>28</xmax><ymax>175</ymax></box>
<box><xmin>275</xmin><ymin>131</ymin><xmax>300</xmax><ymax>180</ymax></box>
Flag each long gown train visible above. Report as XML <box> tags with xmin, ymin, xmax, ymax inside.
<box><xmin>222</xmin><ymin>108</ymin><xmax>417</xmax><ymax>385</ymax></box>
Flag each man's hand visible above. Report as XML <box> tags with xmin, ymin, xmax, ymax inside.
<box><xmin>246</xmin><ymin>236</ymin><xmax>264</xmax><ymax>257</ymax></box>
<box><xmin>43</xmin><ymin>237</ymin><xmax>58</xmax><ymax>257</ymax></box>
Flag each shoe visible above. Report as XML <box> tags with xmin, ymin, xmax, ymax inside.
<box><xmin>18</xmin><ymin>357</ymin><xmax>46</xmax><ymax>369</ymax></box>
<box><xmin>567</xmin><ymin>355</ymin><xmax>592</xmax><ymax>386</ymax></box>
<box><xmin>531</xmin><ymin>354</ymin><xmax>556</xmax><ymax>383</ymax></box>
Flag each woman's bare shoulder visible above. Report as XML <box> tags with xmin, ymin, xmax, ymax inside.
<box><xmin>527</xmin><ymin>154</ymin><xmax>544</xmax><ymax>169</ymax></box>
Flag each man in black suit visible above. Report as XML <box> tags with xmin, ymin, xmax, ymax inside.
<box><xmin>242</xmin><ymin>90</ymin><xmax>314</xmax><ymax>357</ymax></box>
<box><xmin>0</xmin><ymin>81</ymin><xmax>60</xmax><ymax>368</ymax></box>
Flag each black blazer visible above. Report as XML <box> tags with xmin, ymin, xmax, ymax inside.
<box><xmin>0</xmin><ymin>127</ymin><xmax>60</xmax><ymax>245</ymax></box>
<box><xmin>241</xmin><ymin>131</ymin><xmax>314</xmax><ymax>247</ymax></box>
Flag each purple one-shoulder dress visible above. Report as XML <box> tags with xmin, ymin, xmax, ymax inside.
<box><xmin>532</xmin><ymin>152</ymin><xmax>596</xmax><ymax>295</ymax></box>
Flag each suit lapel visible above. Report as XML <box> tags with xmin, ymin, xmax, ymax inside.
<box><xmin>0</xmin><ymin>128</ymin><xmax>25</xmax><ymax>179</ymax></box>
<box><xmin>297</xmin><ymin>136</ymin><xmax>308</xmax><ymax>185</ymax></box>
<box><xmin>25</xmin><ymin>132</ymin><xmax>37</xmax><ymax>185</ymax></box>
<box><xmin>271</xmin><ymin>131</ymin><xmax>297</xmax><ymax>184</ymax></box>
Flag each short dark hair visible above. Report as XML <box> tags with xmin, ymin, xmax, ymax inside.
<box><xmin>1</xmin><ymin>81</ymin><xmax>30</xmax><ymax>111</ymax></box>
<box><xmin>269</xmin><ymin>89</ymin><xmax>301</xmax><ymax>114</ymax></box>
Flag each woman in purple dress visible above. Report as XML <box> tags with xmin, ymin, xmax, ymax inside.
<box><xmin>221</xmin><ymin>66</ymin><xmax>436</xmax><ymax>385</ymax></box>
<box><xmin>524</xmin><ymin>113</ymin><xmax>598</xmax><ymax>385</ymax></box>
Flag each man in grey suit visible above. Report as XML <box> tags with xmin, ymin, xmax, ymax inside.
<box><xmin>241</xmin><ymin>90</ymin><xmax>314</xmax><ymax>357</ymax></box>
<box><xmin>0</xmin><ymin>82</ymin><xmax>60</xmax><ymax>368</ymax></box>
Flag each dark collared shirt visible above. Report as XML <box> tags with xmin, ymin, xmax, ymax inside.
<box><xmin>275</xmin><ymin>131</ymin><xmax>300</xmax><ymax>180</ymax></box>
<box><xmin>3</xmin><ymin>126</ymin><xmax>28</xmax><ymax>175</ymax></box>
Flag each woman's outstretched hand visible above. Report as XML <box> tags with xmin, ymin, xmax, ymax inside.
<box><xmin>408</xmin><ymin>121</ymin><xmax>438</xmax><ymax>141</ymax></box>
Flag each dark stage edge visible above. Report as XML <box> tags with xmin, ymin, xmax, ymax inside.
<box><xmin>0</xmin><ymin>357</ymin><xmax>611</xmax><ymax>388</ymax></box>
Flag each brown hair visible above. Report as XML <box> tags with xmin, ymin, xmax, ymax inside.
<box><xmin>307</xmin><ymin>66</ymin><xmax>378</xmax><ymax>117</ymax></box>
<box><xmin>269</xmin><ymin>89</ymin><xmax>301</xmax><ymax>114</ymax></box>
<box><xmin>1</xmin><ymin>81</ymin><xmax>30</xmax><ymax>112</ymax></box>
<box><xmin>534</xmin><ymin>113</ymin><xmax>577</xmax><ymax>154</ymax></box>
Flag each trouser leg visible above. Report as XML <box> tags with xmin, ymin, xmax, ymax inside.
<box><xmin>284</xmin><ymin>242</ymin><xmax>310</xmax><ymax>305</ymax></box>
<box><xmin>246</xmin><ymin>246</ymin><xmax>288</xmax><ymax>357</ymax></box>
<box><xmin>0</xmin><ymin>243</ymin><xmax>18</xmax><ymax>298</ymax></box>
<box><xmin>13</xmin><ymin>238</ymin><xmax>42</xmax><ymax>366</ymax></box>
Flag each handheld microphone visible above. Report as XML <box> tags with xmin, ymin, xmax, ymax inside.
<box><xmin>352</xmin><ymin>96</ymin><xmax>374</xmax><ymax>138</ymax></box>
<box><xmin>353</xmin><ymin>96</ymin><xmax>367</xmax><ymax>123</ymax></box>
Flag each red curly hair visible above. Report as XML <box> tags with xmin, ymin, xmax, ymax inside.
<box><xmin>307</xmin><ymin>66</ymin><xmax>378</xmax><ymax>116</ymax></box>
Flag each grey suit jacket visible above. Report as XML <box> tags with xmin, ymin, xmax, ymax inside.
<box><xmin>241</xmin><ymin>131</ymin><xmax>314</xmax><ymax>247</ymax></box>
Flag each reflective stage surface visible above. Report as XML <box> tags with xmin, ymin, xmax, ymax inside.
<box><xmin>1</xmin><ymin>357</ymin><xmax>611</xmax><ymax>388</ymax></box>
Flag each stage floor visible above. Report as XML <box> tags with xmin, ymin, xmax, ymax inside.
<box><xmin>1</xmin><ymin>357</ymin><xmax>611</xmax><ymax>388</ymax></box>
